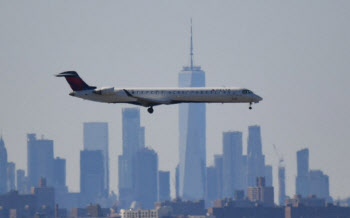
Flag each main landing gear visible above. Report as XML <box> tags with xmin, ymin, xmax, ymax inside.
<box><xmin>147</xmin><ymin>107</ymin><xmax>154</xmax><ymax>114</ymax></box>
<box><xmin>249</xmin><ymin>102</ymin><xmax>252</xmax><ymax>110</ymax></box>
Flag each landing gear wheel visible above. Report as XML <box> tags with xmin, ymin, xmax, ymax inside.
<box><xmin>147</xmin><ymin>107</ymin><xmax>154</xmax><ymax>114</ymax></box>
<box><xmin>249</xmin><ymin>102</ymin><xmax>252</xmax><ymax>110</ymax></box>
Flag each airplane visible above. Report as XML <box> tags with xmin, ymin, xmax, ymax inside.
<box><xmin>56</xmin><ymin>71</ymin><xmax>263</xmax><ymax>114</ymax></box>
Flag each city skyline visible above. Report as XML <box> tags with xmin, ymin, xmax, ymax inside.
<box><xmin>0</xmin><ymin>121</ymin><xmax>336</xmax><ymax>205</ymax></box>
<box><xmin>1</xmin><ymin>1</ymin><xmax>349</xmax><ymax>201</ymax></box>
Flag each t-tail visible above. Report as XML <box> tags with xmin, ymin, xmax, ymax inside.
<box><xmin>56</xmin><ymin>71</ymin><xmax>96</xmax><ymax>91</ymax></box>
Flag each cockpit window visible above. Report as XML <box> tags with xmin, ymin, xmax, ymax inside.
<box><xmin>242</xmin><ymin>89</ymin><xmax>252</xmax><ymax>94</ymax></box>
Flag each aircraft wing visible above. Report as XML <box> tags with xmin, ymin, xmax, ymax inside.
<box><xmin>123</xmin><ymin>89</ymin><xmax>171</xmax><ymax>107</ymax></box>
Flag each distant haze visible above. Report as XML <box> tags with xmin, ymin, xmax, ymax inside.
<box><xmin>0</xmin><ymin>1</ymin><xmax>349</xmax><ymax>201</ymax></box>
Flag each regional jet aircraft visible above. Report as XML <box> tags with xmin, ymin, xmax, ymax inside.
<box><xmin>56</xmin><ymin>71</ymin><xmax>263</xmax><ymax>114</ymax></box>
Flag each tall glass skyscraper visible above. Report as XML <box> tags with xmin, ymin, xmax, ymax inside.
<box><xmin>27</xmin><ymin>134</ymin><xmax>54</xmax><ymax>188</ymax></box>
<box><xmin>134</xmin><ymin>148</ymin><xmax>158</xmax><ymax>209</ymax></box>
<box><xmin>296</xmin><ymin>148</ymin><xmax>309</xmax><ymax>197</ymax></box>
<box><xmin>118</xmin><ymin>108</ymin><xmax>145</xmax><ymax>208</ymax></box>
<box><xmin>80</xmin><ymin>150</ymin><xmax>104</xmax><ymax>203</ymax></box>
<box><xmin>83</xmin><ymin>122</ymin><xmax>109</xmax><ymax>196</ymax></box>
<box><xmin>222</xmin><ymin>131</ymin><xmax>244</xmax><ymax>197</ymax></box>
<box><xmin>247</xmin><ymin>125</ymin><xmax>266</xmax><ymax>187</ymax></box>
<box><xmin>178</xmin><ymin>22</ymin><xmax>206</xmax><ymax>200</ymax></box>
<box><xmin>0</xmin><ymin>137</ymin><xmax>7</xmax><ymax>194</ymax></box>
<box><xmin>278</xmin><ymin>166</ymin><xmax>286</xmax><ymax>206</ymax></box>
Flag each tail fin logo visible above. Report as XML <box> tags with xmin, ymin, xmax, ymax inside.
<box><xmin>56</xmin><ymin>71</ymin><xmax>96</xmax><ymax>91</ymax></box>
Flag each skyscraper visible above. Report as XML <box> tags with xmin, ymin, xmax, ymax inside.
<box><xmin>241</xmin><ymin>155</ymin><xmax>248</xmax><ymax>193</ymax></box>
<box><xmin>178</xmin><ymin>20</ymin><xmax>206</xmax><ymax>200</ymax></box>
<box><xmin>214</xmin><ymin>155</ymin><xmax>223</xmax><ymax>199</ymax></box>
<box><xmin>118</xmin><ymin>108</ymin><xmax>145</xmax><ymax>207</ymax></box>
<box><xmin>297</xmin><ymin>148</ymin><xmax>309</xmax><ymax>177</ymax></box>
<box><xmin>265</xmin><ymin>165</ymin><xmax>273</xmax><ymax>187</ymax></box>
<box><xmin>295</xmin><ymin>148</ymin><xmax>332</xmax><ymax>202</ymax></box>
<box><xmin>6</xmin><ymin>162</ymin><xmax>15</xmax><ymax>191</ymax></box>
<box><xmin>309</xmin><ymin>170</ymin><xmax>331</xmax><ymax>202</ymax></box>
<box><xmin>83</xmin><ymin>122</ymin><xmax>109</xmax><ymax>196</ymax></box>
<box><xmin>0</xmin><ymin>137</ymin><xmax>7</xmax><ymax>194</ymax></box>
<box><xmin>16</xmin><ymin>169</ymin><xmax>28</xmax><ymax>194</ymax></box>
<box><xmin>80</xmin><ymin>150</ymin><xmax>104</xmax><ymax>203</ymax></box>
<box><xmin>247</xmin><ymin>126</ymin><xmax>266</xmax><ymax>187</ymax></box>
<box><xmin>134</xmin><ymin>148</ymin><xmax>158</xmax><ymax>209</ymax></box>
<box><xmin>27</xmin><ymin>134</ymin><xmax>54</xmax><ymax>188</ymax></box>
<box><xmin>158</xmin><ymin>171</ymin><xmax>170</xmax><ymax>202</ymax></box>
<box><xmin>175</xmin><ymin>164</ymin><xmax>179</xmax><ymax>199</ymax></box>
<box><xmin>278</xmin><ymin>166</ymin><xmax>286</xmax><ymax>206</ymax></box>
<box><xmin>53</xmin><ymin>157</ymin><xmax>67</xmax><ymax>191</ymax></box>
<box><xmin>222</xmin><ymin>131</ymin><xmax>244</xmax><ymax>197</ymax></box>
<box><xmin>206</xmin><ymin>166</ymin><xmax>218</xmax><ymax>205</ymax></box>
<box><xmin>296</xmin><ymin>148</ymin><xmax>309</xmax><ymax>197</ymax></box>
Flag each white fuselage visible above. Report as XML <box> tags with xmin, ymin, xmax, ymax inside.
<box><xmin>71</xmin><ymin>87</ymin><xmax>263</xmax><ymax>107</ymax></box>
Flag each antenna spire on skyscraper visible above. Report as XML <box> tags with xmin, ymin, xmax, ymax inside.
<box><xmin>190</xmin><ymin>18</ymin><xmax>194</xmax><ymax>70</ymax></box>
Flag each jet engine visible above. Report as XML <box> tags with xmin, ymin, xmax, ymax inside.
<box><xmin>93</xmin><ymin>87</ymin><xmax>115</xmax><ymax>95</ymax></box>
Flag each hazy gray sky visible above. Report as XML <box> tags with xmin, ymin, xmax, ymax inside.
<box><xmin>1</xmin><ymin>1</ymin><xmax>349</xmax><ymax>201</ymax></box>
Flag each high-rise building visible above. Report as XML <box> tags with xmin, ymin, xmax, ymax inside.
<box><xmin>53</xmin><ymin>157</ymin><xmax>67</xmax><ymax>191</ymax></box>
<box><xmin>247</xmin><ymin>126</ymin><xmax>266</xmax><ymax>187</ymax></box>
<box><xmin>83</xmin><ymin>122</ymin><xmax>109</xmax><ymax>196</ymax></box>
<box><xmin>296</xmin><ymin>148</ymin><xmax>309</xmax><ymax>197</ymax></box>
<box><xmin>295</xmin><ymin>148</ymin><xmax>332</xmax><ymax>202</ymax></box>
<box><xmin>297</xmin><ymin>149</ymin><xmax>309</xmax><ymax>177</ymax></box>
<box><xmin>0</xmin><ymin>137</ymin><xmax>8</xmax><ymax>194</ymax></box>
<box><xmin>309</xmin><ymin>170</ymin><xmax>332</xmax><ymax>202</ymax></box>
<box><xmin>158</xmin><ymin>171</ymin><xmax>170</xmax><ymax>202</ymax></box>
<box><xmin>222</xmin><ymin>132</ymin><xmax>244</xmax><ymax>197</ymax></box>
<box><xmin>178</xmin><ymin>21</ymin><xmax>206</xmax><ymax>200</ymax></box>
<box><xmin>27</xmin><ymin>134</ymin><xmax>54</xmax><ymax>188</ymax></box>
<box><xmin>241</xmin><ymin>155</ymin><xmax>248</xmax><ymax>193</ymax></box>
<box><xmin>134</xmin><ymin>148</ymin><xmax>158</xmax><ymax>209</ymax></box>
<box><xmin>175</xmin><ymin>164</ymin><xmax>179</xmax><ymax>199</ymax></box>
<box><xmin>80</xmin><ymin>150</ymin><xmax>104</xmax><ymax>203</ymax></box>
<box><xmin>118</xmin><ymin>108</ymin><xmax>145</xmax><ymax>208</ymax></box>
<box><xmin>53</xmin><ymin>157</ymin><xmax>68</xmax><ymax>209</ymax></box>
<box><xmin>265</xmin><ymin>165</ymin><xmax>273</xmax><ymax>187</ymax></box>
<box><xmin>16</xmin><ymin>169</ymin><xmax>28</xmax><ymax>194</ymax></box>
<box><xmin>214</xmin><ymin>155</ymin><xmax>223</xmax><ymax>199</ymax></box>
<box><xmin>278</xmin><ymin>166</ymin><xmax>286</xmax><ymax>206</ymax></box>
<box><xmin>206</xmin><ymin>166</ymin><xmax>218</xmax><ymax>206</ymax></box>
<box><xmin>7</xmin><ymin>162</ymin><xmax>15</xmax><ymax>191</ymax></box>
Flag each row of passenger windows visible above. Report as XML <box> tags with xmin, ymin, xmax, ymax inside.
<box><xmin>130</xmin><ymin>90</ymin><xmax>253</xmax><ymax>95</ymax></box>
<box><xmin>130</xmin><ymin>90</ymin><xmax>237</xmax><ymax>95</ymax></box>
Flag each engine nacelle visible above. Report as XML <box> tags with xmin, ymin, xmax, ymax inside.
<box><xmin>93</xmin><ymin>87</ymin><xmax>115</xmax><ymax>95</ymax></box>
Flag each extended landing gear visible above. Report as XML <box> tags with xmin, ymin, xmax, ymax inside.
<box><xmin>249</xmin><ymin>102</ymin><xmax>252</xmax><ymax>110</ymax></box>
<box><xmin>147</xmin><ymin>107</ymin><xmax>154</xmax><ymax>114</ymax></box>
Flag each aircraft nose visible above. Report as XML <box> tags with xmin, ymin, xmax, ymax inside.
<box><xmin>256</xmin><ymin>94</ymin><xmax>263</xmax><ymax>101</ymax></box>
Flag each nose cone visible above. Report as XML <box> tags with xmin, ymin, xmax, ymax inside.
<box><xmin>255</xmin><ymin>94</ymin><xmax>263</xmax><ymax>102</ymax></box>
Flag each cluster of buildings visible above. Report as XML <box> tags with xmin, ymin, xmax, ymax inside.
<box><xmin>295</xmin><ymin>149</ymin><xmax>332</xmax><ymax>202</ymax></box>
<box><xmin>118</xmin><ymin>108</ymin><xmax>170</xmax><ymax>209</ymax></box>
<box><xmin>204</xmin><ymin>126</ymin><xmax>274</xmax><ymax>207</ymax></box>
<box><xmin>0</xmin><ymin>27</ymin><xmax>345</xmax><ymax>218</ymax></box>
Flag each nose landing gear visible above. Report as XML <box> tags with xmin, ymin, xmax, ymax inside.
<box><xmin>147</xmin><ymin>107</ymin><xmax>154</xmax><ymax>114</ymax></box>
<box><xmin>249</xmin><ymin>102</ymin><xmax>252</xmax><ymax>110</ymax></box>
